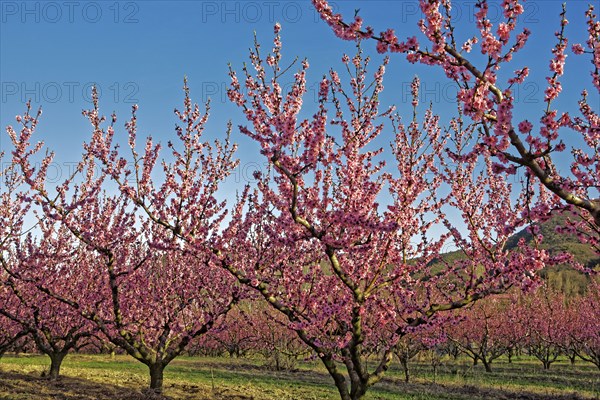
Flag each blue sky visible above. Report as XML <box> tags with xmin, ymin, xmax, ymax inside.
<box><xmin>1</xmin><ymin>0</ymin><xmax>597</xmax><ymax>192</ymax></box>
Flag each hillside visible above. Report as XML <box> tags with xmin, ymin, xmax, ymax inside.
<box><xmin>435</xmin><ymin>212</ymin><xmax>598</xmax><ymax>296</ymax></box>
<box><xmin>505</xmin><ymin>212</ymin><xmax>598</xmax><ymax>267</ymax></box>
<box><xmin>506</xmin><ymin>212</ymin><xmax>598</xmax><ymax>295</ymax></box>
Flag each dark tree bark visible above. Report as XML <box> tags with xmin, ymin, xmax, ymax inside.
<box><xmin>47</xmin><ymin>352</ymin><xmax>67</xmax><ymax>380</ymax></box>
<box><xmin>400</xmin><ymin>357</ymin><xmax>410</xmax><ymax>383</ymax></box>
<box><xmin>149</xmin><ymin>362</ymin><xmax>166</xmax><ymax>393</ymax></box>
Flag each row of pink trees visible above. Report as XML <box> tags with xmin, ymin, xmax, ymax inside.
<box><xmin>3</xmin><ymin>42</ymin><xmax>548</xmax><ymax>399</ymax></box>
<box><xmin>571</xmin><ymin>282</ymin><xmax>600</xmax><ymax>369</ymax></box>
<box><xmin>197</xmin><ymin>284</ymin><xmax>600</xmax><ymax>377</ymax></box>
<box><xmin>444</xmin><ymin>285</ymin><xmax>600</xmax><ymax>371</ymax></box>
<box><xmin>1</xmin><ymin>1</ymin><xmax>598</xmax><ymax>399</ymax></box>
<box><xmin>196</xmin><ymin>304</ymin><xmax>310</xmax><ymax>370</ymax></box>
<box><xmin>446</xmin><ymin>297</ymin><xmax>512</xmax><ymax>372</ymax></box>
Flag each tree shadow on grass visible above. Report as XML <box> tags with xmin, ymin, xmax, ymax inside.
<box><xmin>173</xmin><ymin>359</ymin><xmax>595</xmax><ymax>400</ymax></box>
<box><xmin>0</xmin><ymin>370</ymin><xmax>253</xmax><ymax>400</ymax></box>
<box><xmin>0</xmin><ymin>370</ymin><xmax>149</xmax><ymax>400</ymax></box>
<box><xmin>377</xmin><ymin>378</ymin><xmax>594</xmax><ymax>400</ymax></box>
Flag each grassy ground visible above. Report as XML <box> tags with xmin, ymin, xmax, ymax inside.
<box><xmin>0</xmin><ymin>353</ymin><xmax>598</xmax><ymax>399</ymax></box>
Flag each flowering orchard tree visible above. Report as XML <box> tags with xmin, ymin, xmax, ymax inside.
<box><xmin>501</xmin><ymin>294</ymin><xmax>528</xmax><ymax>363</ymax></box>
<box><xmin>394</xmin><ymin>336</ymin><xmax>425</xmax><ymax>383</ymax></box>
<box><xmin>199</xmin><ymin>306</ymin><xmax>257</xmax><ymax>358</ymax></box>
<box><xmin>391</xmin><ymin>327</ymin><xmax>441</xmax><ymax>383</ymax></box>
<box><xmin>572</xmin><ymin>281</ymin><xmax>600</xmax><ymax>369</ymax></box>
<box><xmin>0</xmin><ymin>152</ymin><xmax>32</xmax><ymax>358</ymax></box>
<box><xmin>221</xmin><ymin>28</ymin><xmax>554</xmax><ymax>400</ymax></box>
<box><xmin>376</xmin><ymin>301</ymin><xmax>446</xmax><ymax>383</ymax></box>
<box><xmin>0</xmin><ymin>230</ymin><xmax>96</xmax><ymax>380</ymax></box>
<box><xmin>312</xmin><ymin>0</ymin><xmax>600</xmax><ymax>252</ymax></box>
<box><xmin>545</xmin><ymin>290</ymin><xmax>573</xmax><ymax>364</ymax></box>
<box><xmin>519</xmin><ymin>287</ymin><xmax>569</xmax><ymax>370</ymax></box>
<box><xmin>1</xmin><ymin>151</ymin><xmax>96</xmax><ymax>377</ymax></box>
<box><xmin>446</xmin><ymin>298</ymin><xmax>511</xmax><ymax>372</ymax></box>
<box><xmin>246</xmin><ymin>305</ymin><xmax>311</xmax><ymax>371</ymax></box>
<box><xmin>0</xmin><ymin>282</ymin><xmax>30</xmax><ymax>359</ymax></box>
<box><xmin>6</xmin><ymin>92</ymin><xmax>241</xmax><ymax>393</ymax></box>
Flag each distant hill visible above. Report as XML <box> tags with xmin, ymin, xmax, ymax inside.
<box><xmin>433</xmin><ymin>212</ymin><xmax>598</xmax><ymax>296</ymax></box>
<box><xmin>505</xmin><ymin>212</ymin><xmax>598</xmax><ymax>296</ymax></box>
<box><xmin>505</xmin><ymin>212</ymin><xmax>599</xmax><ymax>268</ymax></box>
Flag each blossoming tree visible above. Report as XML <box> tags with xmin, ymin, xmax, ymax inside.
<box><xmin>446</xmin><ymin>298</ymin><xmax>511</xmax><ymax>372</ymax></box>
<box><xmin>2</xmin><ymin>11</ymin><xmax>585</xmax><ymax>399</ymax></box>
<box><xmin>572</xmin><ymin>281</ymin><xmax>600</xmax><ymax>369</ymax></box>
<box><xmin>221</xmin><ymin>28</ymin><xmax>554</xmax><ymax>400</ymax></box>
<box><xmin>0</xmin><ymin>152</ymin><xmax>32</xmax><ymax>358</ymax></box>
<box><xmin>0</xmin><ymin>227</ymin><xmax>97</xmax><ymax>379</ymax></box>
<box><xmin>6</xmin><ymin>91</ymin><xmax>241</xmax><ymax>393</ymax></box>
<box><xmin>519</xmin><ymin>287</ymin><xmax>570</xmax><ymax>370</ymax></box>
<box><xmin>312</xmin><ymin>0</ymin><xmax>599</xmax><ymax>252</ymax></box>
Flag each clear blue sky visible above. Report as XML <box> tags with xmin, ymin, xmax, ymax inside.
<box><xmin>1</xmin><ymin>0</ymin><xmax>597</xmax><ymax>190</ymax></box>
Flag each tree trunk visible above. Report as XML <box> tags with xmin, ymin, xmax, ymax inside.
<box><xmin>543</xmin><ymin>361</ymin><xmax>550</xmax><ymax>370</ymax></box>
<box><xmin>400</xmin><ymin>358</ymin><xmax>410</xmax><ymax>383</ymax></box>
<box><xmin>149</xmin><ymin>362</ymin><xmax>165</xmax><ymax>393</ymax></box>
<box><xmin>482</xmin><ymin>358</ymin><xmax>492</xmax><ymax>373</ymax></box>
<box><xmin>346</xmin><ymin>378</ymin><xmax>368</xmax><ymax>400</ymax></box>
<box><xmin>332</xmin><ymin>379</ymin><xmax>352</xmax><ymax>400</ymax></box>
<box><xmin>275</xmin><ymin>352</ymin><xmax>281</xmax><ymax>371</ymax></box>
<box><xmin>351</xmin><ymin>385</ymin><xmax>367</xmax><ymax>400</ymax></box>
<box><xmin>48</xmin><ymin>352</ymin><xmax>67</xmax><ymax>380</ymax></box>
<box><xmin>321</xmin><ymin>356</ymin><xmax>353</xmax><ymax>400</ymax></box>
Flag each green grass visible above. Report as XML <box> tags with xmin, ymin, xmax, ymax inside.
<box><xmin>0</xmin><ymin>353</ymin><xmax>598</xmax><ymax>399</ymax></box>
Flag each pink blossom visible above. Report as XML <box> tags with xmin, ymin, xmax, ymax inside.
<box><xmin>518</xmin><ymin>120</ymin><xmax>533</xmax><ymax>133</ymax></box>
<box><xmin>572</xmin><ymin>43</ymin><xmax>585</xmax><ymax>54</ymax></box>
<box><xmin>497</xmin><ymin>23</ymin><xmax>511</xmax><ymax>42</ymax></box>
